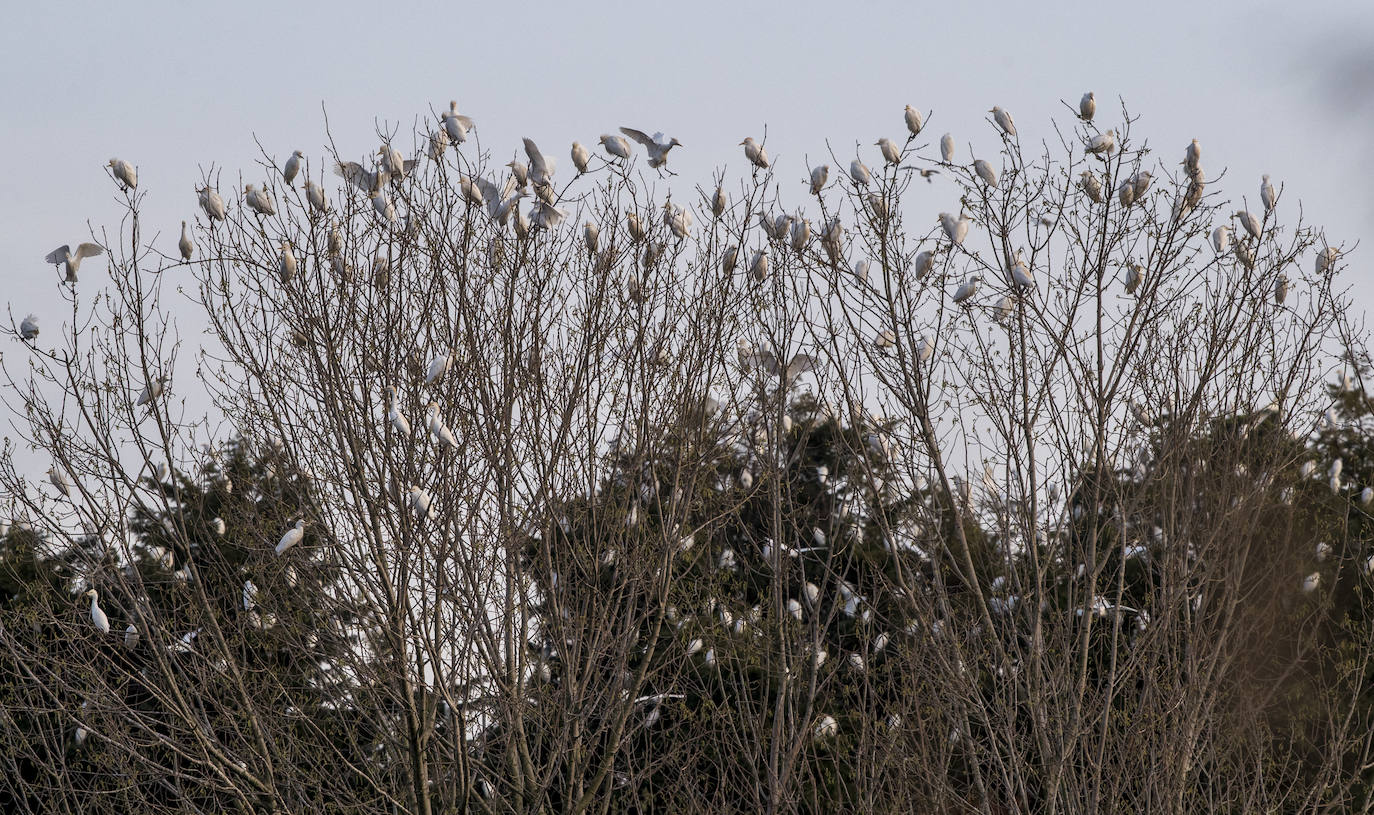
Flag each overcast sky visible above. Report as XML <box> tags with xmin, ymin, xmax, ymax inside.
<box><xmin>4</xmin><ymin>0</ymin><xmax>1374</xmax><ymax>362</ymax></box>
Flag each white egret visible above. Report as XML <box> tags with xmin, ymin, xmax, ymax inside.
<box><xmin>951</xmin><ymin>275</ymin><xmax>981</xmax><ymax>305</ymax></box>
<box><xmin>84</xmin><ymin>589</ymin><xmax>110</xmax><ymax>633</ymax></box>
<box><xmin>814</xmin><ymin>715</ymin><xmax>838</xmax><ymax>739</ymax></box>
<box><xmin>583</xmin><ymin>221</ymin><xmax>599</xmax><ymax>255</ymax></box>
<box><xmin>939</xmin><ymin>212</ymin><xmax>971</xmax><ymax>245</ymax></box>
<box><xmin>283</xmin><ymin>150</ymin><xmax>303</xmax><ymax>184</ymax></box>
<box><xmin>620</xmin><ymin>128</ymin><xmax>682</xmax><ymax>169</ymax></box>
<box><xmin>1185</xmin><ymin>139</ymin><xmax>1201</xmax><ymax>175</ymax></box>
<box><xmin>1362</xmin><ymin>486</ymin><xmax>1373</xmax><ymax>505</ymax></box>
<box><xmin>849</xmin><ymin>258</ymin><xmax>869</xmax><ymax>283</ymax></box>
<box><xmin>123</xmin><ymin>624</ymin><xmax>139</xmax><ymax>649</ymax></box>
<box><xmin>740</xmin><ymin>137</ymin><xmax>769</xmax><ymax>169</ymax></box>
<box><xmin>722</xmin><ymin>245</ymin><xmax>738</xmax><ymax>274</ymax></box>
<box><xmin>1275</xmin><ymin>275</ymin><xmax>1289</xmax><ymax>305</ymax></box>
<box><xmin>427</xmin><ymin>402</ymin><xmax>460</xmax><ymax>451</ymax></box>
<box><xmin>460</xmin><ymin>175</ymin><xmax>485</xmax><ymax>207</ymax></box>
<box><xmin>973</xmin><ymin>159</ymin><xmax>997</xmax><ymax>186</ymax></box>
<box><xmin>940</xmin><ymin>133</ymin><xmax>955</xmax><ymax>163</ymax></box>
<box><xmin>809</xmin><ymin>165</ymin><xmax>828</xmax><ymax>195</ymax></box>
<box><xmin>904</xmin><ymin>105</ymin><xmax>925</xmax><ymax>136</ymax></box>
<box><xmin>790</xmin><ymin>217</ymin><xmax>810</xmax><ymax>252</ymax></box>
<box><xmin>278</xmin><ymin>242</ymin><xmax>297</xmax><ymax>283</ymax></box>
<box><xmin>1079</xmin><ymin>91</ymin><xmax>1096</xmax><ymax>121</ymax></box>
<box><xmin>599</xmin><ymin>133</ymin><xmax>631</xmax><ymax>161</ymax></box>
<box><xmin>20</xmin><ymin>314</ymin><xmax>39</xmax><ymax>340</ymax></box>
<box><xmin>409</xmin><ymin>485</ymin><xmax>436</xmax><ymax>520</ymax></box>
<box><xmin>531</xmin><ymin>200</ymin><xmax>568</xmax><ymax>231</ymax></box>
<box><xmin>571</xmin><ymin>141</ymin><xmax>590</xmax><ymax>174</ymax></box>
<box><xmin>990</xmin><ymin>106</ymin><xmax>1017</xmax><ymax>136</ymax></box>
<box><xmin>875</xmin><ymin>329</ymin><xmax>896</xmax><ymax>351</ymax></box>
<box><xmin>108</xmin><ymin>158</ymin><xmax>137</xmax><ymax>189</ymax></box>
<box><xmin>1234</xmin><ymin>210</ymin><xmax>1261</xmax><ymax>240</ymax></box>
<box><xmin>1301</xmin><ymin>460</ymin><xmax>1317</xmax><ymax>478</ymax></box>
<box><xmin>1086</xmin><ymin>130</ymin><xmax>1117</xmax><ymax>156</ymax></box>
<box><xmin>626</xmin><ymin>211</ymin><xmax>645</xmax><ymax>243</ymax></box>
<box><xmin>49</xmin><ymin>466</ymin><xmax>71</xmax><ymax>497</ymax></box>
<box><xmin>198</xmin><ymin>186</ymin><xmax>226</xmax><ymax>222</ymax></box>
<box><xmin>385</xmin><ymin>386</ymin><xmax>411</xmax><ymax>435</ymax></box>
<box><xmin>1316</xmin><ymin>246</ymin><xmax>1339</xmax><ymax>276</ymax></box>
<box><xmin>178</xmin><ymin>221</ymin><xmax>194</xmax><ymax>261</ymax></box>
<box><xmin>1132</xmin><ymin>171</ymin><xmax>1152</xmax><ymax>198</ymax></box>
<box><xmin>1117</xmin><ymin>180</ymin><xmax>1135</xmax><ymax>208</ymax></box>
<box><xmin>786</xmin><ymin>599</ymin><xmax>803</xmax><ymax>621</ymax></box>
<box><xmin>850</xmin><ymin>159</ymin><xmax>872</xmax><ymax>187</ymax></box>
<box><xmin>877</xmin><ymin>137</ymin><xmax>901</xmax><ymax>165</ymax></box>
<box><xmin>425</xmin><ymin>350</ymin><xmax>453</xmax><ymax>385</ymax></box>
<box><xmin>1234</xmin><ymin>241</ymin><xmax>1255</xmax><ymax>270</ymax></box>
<box><xmin>1010</xmin><ymin>250</ymin><xmax>1034</xmax><ymax>290</ymax></box>
<box><xmin>136</xmin><ymin>376</ymin><xmax>168</xmax><ymax>406</ymax></box>
<box><xmin>304</xmin><ymin>180</ymin><xmax>328</xmax><ymax>214</ymax></box>
<box><xmin>1125</xmin><ymin>261</ymin><xmax>1143</xmax><ymax>295</ymax></box>
<box><xmin>506</xmin><ymin>160</ymin><xmax>529</xmax><ymax>190</ymax></box>
<box><xmin>992</xmin><ymin>295</ymin><xmax>1014</xmax><ymax>323</ymax></box>
<box><xmin>711</xmin><ymin>186</ymin><xmax>727</xmax><ymax>217</ymax></box>
<box><xmin>428</xmin><ymin>129</ymin><xmax>449</xmax><ymax>161</ymax></box>
<box><xmin>372</xmin><ymin>190</ymin><xmax>396</xmax><ymax>224</ymax></box>
<box><xmin>442</xmin><ymin>101</ymin><xmax>474</xmax><ymax>144</ymax></box>
<box><xmin>275</xmin><ymin>519</ymin><xmax>305</xmax><ymax>555</ymax></box>
<box><xmin>242</xmin><ymin>579</ymin><xmax>258</xmax><ymax>611</ymax></box>
<box><xmin>1079</xmin><ymin>170</ymin><xmax>1104</xmax><ymax>203</ymax></box>
<box><xmin>244</xmin><ymin>184</ymin><xmax>275</xmax><ymax>216</ymax></box>
<box><xmin>1260</xmin><ymin>175</ymin><xmax>1276</xmax><ymax>213</ymax></box>
<box><xmin>212</xmin><ymin>517</ymin><xmax>226</xmax><ymax>536</ymax></box>
<box><xmin>335</xmin><ymin>160</ymin><xmax>380</xmax><ymax>193</ymax></box>
<box><xmin>523</xmin><ymin>138</ymin><xmax>556</xmax><ymax>188</ymax></box>
<box><xmin>1302</xmin><ymin>572</ymin><xmax>1321</xmax><ymax>593</ymax></box>
<box><xmin>748</xmin><ymin>249</ymin><xmax>769</xmax><ymax>281</ymax></box>
<box><xmin>913</xmin><ymin>249</ymin><xmax>935</xmax><ymax>278</ymax></box>
<box><xmin>45</xmin><ymin>243</ymin><xmax>105</xmax><ymax>284</ymax></box>
<box><xmin>685</xmin><ymin>637</ymin><xmax>703</xmax><ymax>656</ymax></box>
<box><xmin>1331</xmin><ymin>473</ymin><xmax>1343</xmax><ymax>494</ymax></box>
<box><xmin>1211</xmin><ymin>225</ymin><xmax>1231</xmax><ymax>255</ymax></box>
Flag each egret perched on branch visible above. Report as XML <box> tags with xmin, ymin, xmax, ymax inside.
<box><xmin>303</xmin><ymin>180</ymin><xmax>328</xmax><ymax>214</ymax></box>
<box><xmin>904</xmin><ymin>105</ymin><xmax>925</xmax><ymax>137</ymax></box>
<box><xmin>1211</xmin><ymin>225</ymin><xmax>1231</xmax><ymax>255</ymax></box>
<box><xmin>1184</xmin><ymin>139</ymin><xmax>1201</xmax><ymax>175</ymax></box>
<box><xmin>626</xmin><ymin>211</ymin><xmax>645</xmax><ymax>243</ymax></box>
<box><xmin>108</xmin><ymin>158</ymin><xmax>137</xmax><ymax>190</ymax></box>
<box><xmin>123</xmin><ymin>624</ymin><xmax>139</xmax><ymax>649</ymax></box>
<box><xmin>993</xmin><ymin>295</ymin><xmax>1014</xmax><ymax>322</ymax></box>
<box><xmin>178</xmin><ymin>221</ymin><xmax>194</xmax><ymax>261</ymax></box>
<box><xmin>1010</xmin><ymin>250</ymin><xmax>1034</xmax><ymax>290</ymax></box>
<box><xmin>790</xmin><ymin>217</ymin><xmax>810</xmax><ymax>252</ymax></box>
<box><xmin>877</xmin><ymin>138</ymin><xmax>901</xmax><ymax>165</ymax></box>
<box><xmin>939</xmin><ymin>212</ymin><xmax>971</xmax><ymax>245</ymax></box>
<box><xmin>20</xmin><ymin>314</ymin><xmax>39</xmax><ymax>341</ymax></box>
<box><xmin>583</xmin><ymin>221</ymin><xmax>599</xmax><ymax>254</ymax></box>
<box><xmin>428</xmin><ymin>129</ymin><xmax>449</xmax><ymax>161</ymax></box>
<box><xmin>973</xmin><ymin>159</ymin><xmax>997</xmax><ymax>187</ymax></box>
<box><xmin>1131</xmin><ymin>171</ymin><xmax>1152</xmax><ymax>198</ymax></box>
<box><xmin>1316</xmin><ymin>246</ymin><xmax>1339</xmax><ymax>275</ymax></box>
<box><xmin>275</xmin><ymin>519</ymin><xmax>305</xmax><ymax>555</ymax></box>
<box><xmin>198</xmin><ymin>186</ymin><xmax>226</xmax><ymax>222</ymax></box>
<box><xmin>721</xmin><ymin>245</ymin><xmax>738</xmax><ymax>274</ymax></box>
<box><xmin>506</xmin><ymin>160</ymin><xmax>528</xmax><ymax>190</ymax></box>
<box><xmin>378</xmin><ymin>144</ymin><xmax>418</xmax><ymax>180</ymax></box>
<box><xmin>940</xmin><ymin>133</ymin><xmax>955</xmax><ymax>163</ymax></box>
<box><xmin>136</xmin><ymin>376</ymin><xmax>168</xmax><ymax>406</ymax></box>
<box><xmin>1275</xmin><ymin>275</ymin><xmax>1289</xmax><ymax>305</ymax></box>
<box><xmin>990</xmin><ymin>106</ymin><xmax>1016</xmax><ymax>136</ymax></box>
<box><xmin>45</xmin><ymin>243</ymin><xmax>105</xmax><ymax>284</ymax></box>
<box><xmin>711</xmin><ymin>186</ymin><xmax>727</xmax><ymax>217</ymax></box>
<box><xmin>48</xmin><ymin>466</ymin><xmax>71</xmax><ymax>497</ymax></box>
<box><xmin>850</xmin><ymin>159</ymin><xmax>872</xmax><ymax>186</ymax></box>
<box><xmin>874</xmin><ymin>329</ymin><xmax>896</xmax><ymax>351</ymax></box>
<box><xmin>425</xmin><ymin>350</ymin><xmax>453</xmax><ymax>385</ymax></box>
<box><xmin>852</xmin><ymin>259</ymin><xmax>869</xmax><ymax>283</ymax></box>
<box><xmin>620</xmin><ymin>128</ymin><xmax>682</xmax><ymax>170</ymax></box>
<box><xmin>84</xmin><ymin>589</ymin><xmax>110</xmax><ymax>634</ymax></box>
<box><xmin>913</xmin><ymin>249</ymin><xmax>935</xmax><ymax>278</ymax></box>
<box><xmin>427</xmin><ymin>403</ymin><xmax>460</xmax><ymax>451</ymax></box>
<box><xmin>814</xmin><ymin>715</ymin><xmax>838</xmax><ymax>739</ymax></box>
<box><xmin>410</xmin><ymin>486</ymin><xmax>436</xmax><ymax>520</ymax></box>
<box><xmin>952</xmin><ymin>275</ymin><xmax>981</xmax><ymax>305</ymax></box>
<box><xmin>385</xmin><ymin>386</ymin><xmax>411</xmax><ymax>435</ymax></box>
<box><xmin>1234</xmin><ymin>210</ymin><xmax>1261</xmax><ymax>240</ymax></box>
<box><xmin>599</xmin><ymin>133</ymin><xmax>631</xmax><ymax>162</ymax></box>
<box><xmin>1086</xmin><ymin>130</ymin><xmax>1117</xmax><ymax>156</ymax></box>
<box><xmin>570</xmin><ymin>142</ymin><xmax>590</xmax><ymax>174</ymax></box>
<box><xmin>1260</xmin><ymin>175</ymin><xmax>1276</xmax><ymax>213</ymax></box>
<box><xmin>1079</xmin><ymin>170</ymin><xmax>1103</xmax><ymax>203</ymax></box>
<box><xmin>1125</xmin><ymin>261</ymin><xmax>1143</xmax><ymax>295</ymax></box>
<box><xmin>1079</xmin><ymin>92</ymin><xmax>1096</xmax><ymax>121</ymax></box>
<box><xmin>523</xmin><ymin>138</ymin><xmax>556</xmax><ymax>189</ymax></box>
<box><xmin>278</xmin><ymin>242</ymin><xmax>297</xmax><ymax>283</ymax></box>
<box><xmin>442</xmin><ymin>101</ymin><xmax>474</xmax><ymax>144</ymax></box>
<box><xmin>372</xmin><ymin>190</ymin><xmax>396</xmax><ymax>224</ymax></box>
<box><xmin>244</xmin><ymin>184</ymin><xmax>275</xmax><ymax>216</ymax></box>
<box><xmin>741</xmin><ymin>137</ymin><xmax>769</xmax><ymax>169</ymax></box>
<box><xmin>1117</xmin><ymin>180</ymin><xmax>1136</xmax><ymax>208</ymax></box>
<box><xmin>283</xmin><ymin>150</ymin><xmax>303</xmax><ymax>184</ymax></box>
<box><xmin>748</xmin><ymin>249</ymin><xmax>769</xmax><ymax>281</ymax></box>
<box><xmin>809</xmin><ymin>165</ymin><xmax>829</xmax><ymax>195</ymax></box>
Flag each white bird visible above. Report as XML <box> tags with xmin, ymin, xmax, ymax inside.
<box><xmin>178</xmin><ymin>221</ymin><xmax>194</xmax><ymax>261</ymax></box>
<box><xmin>789</xmin><ymin>217</ymin><xmax>810</xmax><ymax>252</ymax></box>
<box><xmin>243</xmin><ymin>184</ymin><xmax>275</xmax><ymax>216</ymax></box>
<box><xmin>809</xmin><ymin>165</ymin><xmax>829</xmax><ymax>195</ymax></box>
<box><xmin>583</xmin><ymin>221</ymin><xmax>599</xmax><ymax>255</ymax></box>
<box><xmin>1185</xmin><ymin>139</ymin><xmax>1201</xmax><ymax>175</ymax></box>
<box><xmin>599</xmin><ymin>133</ymin><xmax>631</xmax><ymax>161</ymax></box>
<box><xmin>1235</xmin><ymin>241</ymin><xmax>1255</xmax><ymax>270</ymax></box>
<box><xmin>45</xmin><ymin>243</ymin><xmax>105</xmax><ymax>284</ymax></box>
<box><xmin>711</xmin><ymin>186</ymin><xmax>727</xmax><ymax>217</ymax></box>
<box><xmin>283</xmin><ymin>150</ymin><xmax>303</xmax><ymax>184</ymax></box>
<box><xmin>378</xmin><ymin>145</ymin><xmax>417</xmax><ymax>180</ymax></box>
<box><xmin>85</xmin><ymin>589</ymin><xmax>110</xmax><ymax>634</ymax></box>
<box><xmin>1316</xmin><ymin>246</ymin><xmax>1339</xmax><ymax>276</ymax></box>
<box><xmin>385</xmin><ymin>386</ymin><xmax>411</xmax><ymax>435</ymax></box>
<box><xmin>409</xmin><ymin>485</ymin><xmax>436</xmax><ymax>520</ymax></box>
<box><xmin>278</xmin><ymin>242</ymin><xmax>297</xmax><ymax>283</ymax></box>
<box><xmin>427</xmin><ymin>402</ymin><xmax>460</xmax><ymax>451</ymax></box>
<box><xmin>904</xmin><ymin>105</ymin><xmax>925</xmax><ymax>136</ymax></box>
<box><xmin>20</xmin><ymin>314</ymin><xmax>39</xmax><ymax>340</ymax></box>
<box><xmin>1260</xmin><ymin>175</ymin><xmax>1277</xmax><ymax>213</ymax></box>
<box><xmin>1131</xmin><ymin>171</ymin><xmax>1152</xmax><ymax>198</ymax></box>
<box><xmin>850</xmin><ymin>159</ymin><xmax>872</xmax><ymax>186</ymax></box>
<box><xmin>722</xmin><ymin>245</ymin><xmax>738</xmax><ymax>274</ymax></box>
<box><xmin>428</xmin><ymin>129</ymin><xmax>450</xmax><ymax>161</ymax></box>
<box><xmin>1117</xmin><ymin>180</ymin><xmax>1136</xmax><ymax>208</ymax></box>
<box><xmin>1086</xmin><ymin>130</ymin><xmax>1117</xmax><ymax>156</ymax></box>
<box><xmin>952</xmin><ymin>275</ymin><xmax>981</xmax><ymax>305</ymax></box>
<box><xmin>1302</xmin><ymin>572</ymin><xmax>1320</xmax><ymax>593</ymax></box>
<box><xmin>48</xmin><ymin>466</ymin><xmax>70</xmax><ymax>497</ymax></box>
<box><xmin>303</xmin><ymin>180</ymin><xmax>329</xmax><ymax>214</ymax></box>
<box><xmin>990</xmin><ymin>106</ymin><xmax>1016</xmax><ymax>136</ymax></box>
<box><xmin>107</xmin><ymin>157</ymin><xmax>138</xmax><ymax>190</ymax></box>
<box><xmin>442</xmin><ymin>101</ymin><xmax>474</xmax><ymax>144</ymax></box>
<box><xmin>1079</xmin><ymin>170</ymin><xmax>1104</xmax><ymax>203</ymax></box>
<box><xmin>626</xmin><ymin>211</ymin><xmax>645</xmax><ymax>243</ymax></box>
<box><xmin>531</xmin><ymin>200</ymin><xmax>568</xmax><ymax>231</ymax></box>
<box><xmin>748</xmin><ymin>249</ymin><xmax>769</xmax><ymax>281</ymax></box>
<box><xmin>913</xmin><ymin>249</ymin><xmax>935</xmax><ymax>278</ymax></box>
<box><xmin>242</xmin><ymin>579</ymin><xmax>258</xmax><ymax>611</ymax></box>
<box><xmin>136</xmin><ymin>376</ymin><xmax>168</xmax><ymax>406</ymax></box>
<box><xmin>1124</xmin><ymin>261</ymin><xmax>1143</xmax><ymax>295</ymax></box>
<box><xmin>372</xmin><ymin>190</ymin><xmax>396</xmax><ymax>224</ymax></box>
<box><xmin>1211</xmin><ymin>225</ymin><xmax>1231</xmax><ymax>255</ymax></box>
<box><xmin>523</xmin><ymin>138</ymin><xmax>556</xmax><ymax>188</ymax></box>
<box><xmin>620</xmin><ymin>128</ymin><xmax>682</xmax><ymax>169</ymax></box>
<box><xmin>335</xmin><ymin>161</ymin><xmax>380</xmax><ymax>193</ymax></box>
<box><xmin>123</xmin><ymin>624</ymin><xmax>139</xmax><ymax>649</ymax></box>
<box><xmin>425</xmin><ymin>350</ymin><xmax>453</xmax><ymax>385</ymax></box>
<box><xmin>1079</xmin><ymin>91</ymin><xmax>1096</xmax><ymax>122</ymax></box>
<box><xmin>1361</xmin><ymin>486</ymin><xmax>1373</xmax><ymax>505</ymax></box>
<box><xmin>991</xmin><ymin>294</ymin><xmax>1014</xmax><ymax>323</ymax></box>
<box><xmin>275</xmin><ymin>519</ymin><xmax>305</xmax><ymax>555</ymax></box>
<box><xmin>814</xmin><ymin>715</ymin><xmax>838</xmax><ymax>739</ymax></box>
<box><xmin>1331</xmin><ymin>458</ymin><xmax>1343</xmax><ymax>479</ymax></box>
<box><xmin>198</xmin><ymin>186</ymin><xmax>227</xmax><ymax>222</ymax></box>
<box><xmin>876</xmin><ymin>138</ymin><xmax>901</xmax><ymax>165</ymax></box>
<box><xmin>571</xmin><ymin>141</ymin><xmax>590</xmax><ymax>174</ymax></box>
<box><xmin>973</xmin><ymin>159</ymin><xmax>997</xmax><ymax>186</ymax></box>
<box><xmin>212</xmin><ymin>517</ymin><xmax>226</xmax><ymax>536</ymax></box>
<box><xmin>786</xmin><ymin>599</ymin><xmax>803</xmax><ymax>621</ymax></box>
<box><xmin>939</xmin><ymin>212</ymin><xmax>971</xmax><ymax>245</ymax></box>
<box><xmin>940</xmin><ymin>133</ymin><xmax>955</xmax><ymax>163</ymax></box>
<box><xmin>1234</xmin><ymin>210</ymin><xmax>1261</xmax><ymax>240</ymax></box>
<box><xmin>1275</xmin><ymin>275</ymin><xmax>1289</xmax><ymax>305</ymax></box>
<box><xmin>1010</xmin><ymin>250</ymin><xmax>1034</xmax><ymax>290</ymax></box>
<box><xmin>874</xmin><ymin>329</ymin><xmax>897</xmax><ymax>351</ymax></box>
<box><xmin>741</xmin><ymin>137</ymin><xmax>769</xmax><ymax>169</ymax></box>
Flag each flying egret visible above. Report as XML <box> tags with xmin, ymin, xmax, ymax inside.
<box><xmin>283</xmin><ymin>150</ymin><xmax>303</xmax><ymax>184</ymax></box>
<box><xmin>711</xmin><ymin>186</ymin><xmax>727</xmax><ymax>217</ymax></box>
<box><xmin>1125</xmin><ymin>261</ymin><xmax>1143</xmax><ymax>295</ymax></box>
<box><xmin>1086</xmin><ymin>130</ymin><xmax>1117</xmax><ymax>156</ymax></box>
<box><xmin>1079</xmin><ymin>91</ymin><xmax>1096</xmax><ymax>121</ymax></box>
<box><xmin>1079</xmin><ymin>170</ymin><xmax>1103</xmax><ymax>203</ymax></box>
<box><xmin>84</xmin><ymin>589</ymin><xmax>110</xmax><ymax>633</ymax></box>
<box><xmin>599</xmin><ymin>133</ymin><xmax>631</xmax><ymax>162</ymax></box>
<box><xmin>748</xmin><ymin>249</ymin><xmax>769</xmax><ymax>281</ymax></box>
<box><xmin>48</xmin><ymin>466</ymin><xmax>71</xmax><ymax>497</ymax></box>
<box><xmin>244</xmin><ymin>184</ymin><xmax>275</xmax><ymax>216</ymax></box>
<box><xmin>913</xmin><ymin>249</ymin><xmax>935</xmax><ymax>278</ymax></box>
<box><xmin>523</xmin><ymin>138</ymin><xmax>556</xmax><ymax>188</ymax></box>
<box><xmin>1185</xmin><ymin>139</ymin><xmax>1201</xmax><ymax>175</ymax></box>
<box><xmin>442</xmin><ymin>101</ymin><xmax>474</xmax><ymax>144</ymax></box>
<box><xmin>427</xmin><ymin>402</ymin><xmax>460</xmax><ymax>451</ymax></box>
<box><xmin>1316</xmin><ymin>246</ymin><xmax>1339</xmax><ymax>275</ymax></box>
<box><xmin>850</xmin><ymin>159</ymin><xmax>872</xmax><ymax>187</ymax></box>
<box><xmin>741</xmin><ymin>137</ymin><xmax>769</xmax><ymax>169</ymax></box>
<box><xmin>531</xmin><ymin>200</ymin><xmax>568</xmax><ymax>231</ymax></box>
<box><xmin>1234</xmin><ymin>210</ymin><xmax>1261</xmax><ymax>240</ymax></box>
<box><xmin>198</xmin><ymin>186</ymin><xmax>226</xmax><ymax>222</ymax></box>
<box><xmin>178</xmin><ymin>221</ymin><xmax>194</xmax><ymax>261</ymax></box>
<box><xmin>45</xmin><ymin>243</ymin><xmax>105</xmax><ymax>284</ymax></box>
<box><xmin>335</xmin><ymin>161</ymin><xmax>381</xmax><ymax>193</ymax></box>
<box><xmin>620</xmin><ymin>128</ymin><xmax>682</xmax><ymax>169</ymax></box>
<box><xmin>939</xmin><ymin>212</ymin><xmax>971</xmax><ymax>245</ymax></box>
<box><xmin>973</xmin><ymin>159</ymin><xmax>997</xmax><ymax>187</ymax></box>
<box><xmin>951</xmin><ymin>275</ymin><xmax>981</xmax><ymax>305</ymax></box>
<box><xmin>303</xmin><ymin>180</ymin><xmax>328</xmax><ymax>214</ymax></box>
<box><xmin>990</xmin><ymin>106</ymin><xmax>1017</xmax><ymax>136</ymax></box>
<box><xmin>20</xmin><ymin>314</ymin><xmax>39</xmax><ymax>340</ymax></box>
<box><xmin>275</xmin><ymin>519</ymin><xmax>305</xmax><ymax>555</ymax></box>
<box><xmin>583</xmin><ymin>221</ymin><xmax>599</xmax><ymax>255</ymax></box>
<box><xmin>1010</xmin><ymin>250</ymin><xmax>1034</xmax><ymax>290</ymax></box>
<box><xmin>904</xmin><ymin>105</ymin><xmax>925</xmax><ymax>136</ymax></box>
<box><xmin>789</xmin><ymin>217</ymin><xmax>810</xmax><ymax>252</ymax></box>
<box><xmin>877</xmin><ymin>138</ymin><xmax>901</xmax><ymax>165</ymax></box>
<box><xmin>278</xmin><ymin>242</ymin><xmax>297</xmax><ymax>283</ymax></box>
<box><xmin>940</xmin><ymin>133</ymin><xmax>955</xmax><ymax>163</ymax></box>
<box><xmin>1211</xmin><ymin>225</ymin><xmax>1231</xmax><ymax>255</ymax></box>
<box><xmin>136</xmin><ymin>376</ymin><xmax>168</xmax><ymax>406</ymax></box>
<box><xmin>1260</xmin><ymin>175</ymin><xmax>1276</xmax><ymax>213</ymax></box>
<box><xmin>809</xmin><ymin>165</ymin><xmax>829</xmax><ymax>195</ymax></box>
<box><xmin>571</xmin><ymin>141</ymin><xmax>591</xmax><ymax>174</ymax></box>
<box><xmin>123</xmin><ymin>624</ymin><xmax>139</xmax><ymax>649</ymax></box>
<box><xmin>721</xmin><ymin>245</ymin><xmax>738</xmax><ymax>274</ymax></box>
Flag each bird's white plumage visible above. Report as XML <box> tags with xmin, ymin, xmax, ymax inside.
<box><xmin>275</xmin><ymin>519</ymin><xmax>305</xmax><ymax>555</ymax></box>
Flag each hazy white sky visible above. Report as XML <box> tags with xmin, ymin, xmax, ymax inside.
<box><xmin>4</xmin><ymin>0</ymin><xmax>1374</xmax><ymax>350</ymax></box>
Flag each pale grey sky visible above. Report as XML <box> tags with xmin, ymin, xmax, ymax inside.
<box><xmin>4</xmin><ymin>0</ymin><xmax>1374</xmax><ymax>346</ymax></box>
